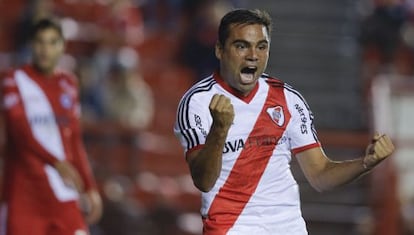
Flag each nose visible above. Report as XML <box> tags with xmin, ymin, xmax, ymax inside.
<box><xmin>246</xmin><ymin>48</ymin><xmax>258</xmax><ymax>62</ymax></box>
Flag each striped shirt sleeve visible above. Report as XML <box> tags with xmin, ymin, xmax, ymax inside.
<box><xmin>284</xmin><ymin>86</ymin><xmax>320</xmax><ymax>154</ymax></box>
<box><xmin>174</xmin><ymin>94</ymin><xmax>210</xmax><ymax>155</ymax></box>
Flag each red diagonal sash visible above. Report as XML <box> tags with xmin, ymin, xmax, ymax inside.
<box><xmin>203</xmin><ymin>85</ymin><xmax>291</xmax><ymax>234</ymax></box>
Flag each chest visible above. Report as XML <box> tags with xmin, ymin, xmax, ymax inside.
<box><xmin>219</xmin><ymin>92</ymin><xmax>291</xmax><ymax>157</ymax></box>
<box><xmin>229</xmin><ymin>93</ymin><xmax>291</xmax><ymax>137</ymax></box>
<box><xmin>13</xmin><ymin>73</ymin><xmax>77</xmax><ymax>128</ymax></box>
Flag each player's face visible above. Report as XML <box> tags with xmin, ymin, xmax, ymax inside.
<box><xmin>31</xmin><ymin>28</ymin><xmax>64</xmax><ymax>74</ymax></box>
<box><xmin>216</xmin><ymin>23</ymin><xmax>270</xmax><ymax>96</ymax></box>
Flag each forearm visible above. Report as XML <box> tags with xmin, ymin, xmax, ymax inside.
<box><xmin>313</xmin><ymin>158</ymin><xmax>368</xmax><ymax>192</ymax></box>
<box><xmin>189</xmin><ymin>123</ymin><xmax>229</xmax><ymax>192</ymax></box>
<box><xmin>72</xmin><ymin>144</ymin><xmax>96</xmax><ymax>191</ymax></box>
<box><xmin>71</xmin><ymin>120</ymin><xmax>96</xmax><ymax>191</ymax></box>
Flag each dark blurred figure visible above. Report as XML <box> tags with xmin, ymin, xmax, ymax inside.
<box><xmin>143</xmin><ymin>0</ymin><xmax>184</xmax><ymax>31</ymax></box>
<box><xmin>180</xmin><ymin>0</ymin><xmax>233</xmax><ymax>80</ymax></box>
<box><xmin>360</xmin><ymin>0</ymin><xmax>408</xmax><ymax>63</ymax></box>
<box><xmin>76</xmin><ymin>59</ymin><xmax>105</xmax><ymax>121</ymax></box>
<box><xmin>101</xmin><ymin>63</ymin><xmax>154</xmax><ymax>130</ymax></box>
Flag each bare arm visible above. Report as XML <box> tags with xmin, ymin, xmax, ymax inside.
<box><xmin>186</xmin><ymin>94</ymin><xmax>234</xmax><ymax>192</ymax></box>
<box><xmin>296</xmin><ymin>133</ymin><xmax>395</xmax><ymax>192</ymax></box>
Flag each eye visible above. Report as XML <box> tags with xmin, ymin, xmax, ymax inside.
<box><xmin>235</xmin><ymin>43</ymin><xmax>247</xmax><ymax>49</ymax></box>
<box><xmin>258</xmin><ymin>44</ymin><xmax>268</xmax><ymax>50</ymax></box>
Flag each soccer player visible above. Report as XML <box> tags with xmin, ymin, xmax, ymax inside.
<box><xmin>174</xmin><ymin>9</ymin><xmax>395</xmax><ymax>235</ymax></box>
<box><xmin>0</xmin><ymin>19</ymin><xmax>102</xmax><ymax>235</ymax></box>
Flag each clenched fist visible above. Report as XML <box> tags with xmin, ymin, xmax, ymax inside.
<box><xmin>363</xmin><ymin>133</ymin><xmax>395</xmax><ymax>169</ymax></box>
<box><xmin>209</xmin><ymin>94</ymin><xmax>234</xmax><ymax>130</ymax></box>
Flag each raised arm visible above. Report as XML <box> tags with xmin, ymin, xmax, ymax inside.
<box><xmin>296</xmin><ymin>133</ymin><xmax>395</xmax><ymax>192</ymax></box>
<box><xmin>186</xmin><ymin>94</ymin><xmax>234</xmax><ymax>192</ymax></box>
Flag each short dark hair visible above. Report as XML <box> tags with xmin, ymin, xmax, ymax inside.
<box><xmin>30</xmin><ymin>18</ymin><xmax>64</xmax><ymax>40</ymax></box>
<box><xmin>218</xmin><ymin>9</ymin><xmax>272</xmax><ymax>46</ymax></box>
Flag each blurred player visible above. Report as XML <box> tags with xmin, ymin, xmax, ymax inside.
<box><xmin>0</xmin><ymin>19</ymin><xmax>102</xmax><ymax>235</ymax></box>
<box><xmin>174</xmin><ymin>9</ymin><xmax>395</xmax><ymax>234</ymax></box>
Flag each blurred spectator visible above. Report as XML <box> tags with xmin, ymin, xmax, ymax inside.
<box><xmin>102</xmin><ymin>62</ymin><xmax>154</xmax><ymax>130</ymax></box>
<box><xmin>76</xmin><ymin>59</ymin><xmax>106</xmax><ymax>121</ymax></box>
<box><xmin>180</xmin><ymin>0</ymin><xmax>233</xmax><ymax>80</ymax></box>
<box><xmin>360</xmin><ymin>0</ymin><xmax>408</xmax><ymax>63</ymax></box>
<box><xmin>360</xmin><ymin>2</ymin><xmax>414</xmax><ymax>234</ymax></box>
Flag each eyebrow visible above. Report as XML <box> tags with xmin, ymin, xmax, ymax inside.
<box><xmin>231</xmin><ymin>39</ymin><xmax>269</xmax><ymax>45</ymax></box>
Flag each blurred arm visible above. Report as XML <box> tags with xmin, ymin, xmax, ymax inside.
<box><xmin>70</xmin><ymin>89</ymin><xmax>102</xmax><ymax>224</ymax></box>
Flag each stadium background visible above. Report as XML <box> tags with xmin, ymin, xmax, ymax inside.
<box><xmin>0</xmin><ymin>0</ymin><xmax>413</xmax><ymax>234</ymax></box>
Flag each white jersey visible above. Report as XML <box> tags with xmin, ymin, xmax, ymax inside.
<box><xmin>174</xmin><ymin>72</ymin><xmax>320</xmax><ymax>235</ymax></box>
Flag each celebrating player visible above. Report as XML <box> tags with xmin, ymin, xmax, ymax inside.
<box><xmin>174</xmin><ymin>9</ymin><xmax>395</xmax><ymax>234</ymax></box>
<box><xmin>0</xmin><ymin>19</ymin><xmax>102</xmax><ymax>235</ymax></box>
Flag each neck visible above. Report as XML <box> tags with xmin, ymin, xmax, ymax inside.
<box><xmin>219</xmin><ymin>71</ymin><xmax>253</xmax><ymax>97</ymax></box>
<box><xmin>33</xmin><ymin>63</ymin><xmax>55</xmax><ymax>77</ymax></box>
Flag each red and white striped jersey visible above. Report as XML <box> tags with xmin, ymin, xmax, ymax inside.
<box><xmin>174</xmin><ymin>72</ymin><xmax>320</xmax><ymax>235</ymax></box>
<box><xmin>1</xmin><ymin>65</ymin><xmax>95</xmax><ymax>210</ymax></box>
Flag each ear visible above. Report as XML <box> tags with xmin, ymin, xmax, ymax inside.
<box><xmin>215</xmin><ymin>41</ymin><xmax>223</xmax><ymax>60</ymax></box>
<box><xmin>57</xmin><ymin>38</ymin><xmax>66</xmax><ymax>54</ymax></box>
<box><xmin>60</xmin><ymin>38</ymin><xmax>66</xmax><ymax>51</ymax></box>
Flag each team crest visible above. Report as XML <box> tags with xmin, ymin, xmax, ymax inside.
<box><xmin>267</xmin><ymin>106</ymin><xmax>284</xmax><ymax>127</ymax></box>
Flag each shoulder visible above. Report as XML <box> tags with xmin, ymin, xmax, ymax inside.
<box><xmin>262</xmin><ymin>73</ymin><xmax>285</xmax><ymax>88</ymax></box>
<box><xmin>262</xmin><ymin>73</ymin><xmax>297</xmax><ymax>96</ymax></box>
<box><xmin>178</xmin><ymin>75</ymin><xmax>217</xmax><ymax>106</ymax></box>
<box><xmin>0</xmin><ymin>67</ymin><xmax>19</xmax><ymax>89</ymax></box>
<box><xmin>56</xmin><ymin>69</ymin><xmax>79</xmax><ymax>86</ymax></box>
<box><xmin>263</xmin><ymin>73</ymin><xmax>309</xmax><ymax>106</ymax></box>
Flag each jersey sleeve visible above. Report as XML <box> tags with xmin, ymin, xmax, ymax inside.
<box><xmin>285</xmin><ymin>87</ymin><xmax>321</xmax><ymax>154</ymax></box>
<box><xmin>174</xmin><ymin>95</ymin><xmax>210</xmax><ymax>156</ymax></box>
<box><xmin>68</xmin><ymin>77</ymin><xmax>97</xmax><ymax>191</ymax></box>
<box><xmin>1</xmin><ymin>73</ymin><xmax>59</xmax><ymax>165</ymax></box>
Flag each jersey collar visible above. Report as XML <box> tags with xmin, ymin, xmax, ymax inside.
<box><xmin>24</xmin><ymin>64</ymin><xmax>58</xmax><ymax>79</ymax></box>
<box><xmin>213</xmin><ymin>71</ymin><xmax>260</xmax><ymax>104</ymax></box>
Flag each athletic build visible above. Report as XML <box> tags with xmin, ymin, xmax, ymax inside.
<box><xmin>174</xmin><ymin>9</ymin><xmax>395</xmax><ymax>234</ymax></box>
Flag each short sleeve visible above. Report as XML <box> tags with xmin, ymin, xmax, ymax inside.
<box><xmin>174</xmin><ymin>95</ymin><xmax>210</xmax><ymax>155</ymax></box>
<box><xmin>285</xmin><ymin>87</ymin><xmax>320</xmax><ymax>154</ymax></box>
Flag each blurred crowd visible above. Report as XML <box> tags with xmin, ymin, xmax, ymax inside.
<box><xmin>0</xmin><ymin>0</ymin><xmax>242</xmax><ymax>234</ymax></box>
<box><xmin>360</xmin><ymin>0</ymin><xmax>414</xmax><ymax>89</ymax></box>
<box><xmin>359</xmin><ymin>0</ymin><xmax>414</xmax><ymax>234</ymax></box>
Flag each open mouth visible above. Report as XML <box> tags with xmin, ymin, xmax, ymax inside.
<box><xmin>240</xmin><ymin>66</ymin><xmax>258</xmax><ymax>84</ymax></box>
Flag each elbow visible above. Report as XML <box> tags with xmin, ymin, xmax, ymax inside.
<box><xmin>312</xmin><ymin>184</ymin><xmax>330</xmax><ymax>193</ymax></box>
<box><xmin>195</xmin><ymin>183</ymin><xmax>214</xmax><ymax>193</ymax></box>
<box><xmin>308</xmin><ymin>177</ymin><xmax>333</xmax><ymax>193</ymax></box>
